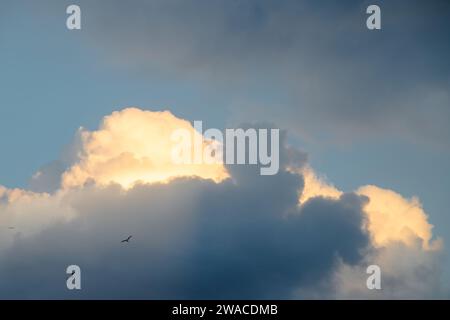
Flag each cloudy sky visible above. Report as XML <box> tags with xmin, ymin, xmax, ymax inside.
<box><xmin>0</xmin><ymin>0</ymin><xmax>449</xmax><ymax>299</ymax></box>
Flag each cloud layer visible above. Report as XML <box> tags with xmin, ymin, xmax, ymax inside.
<box><xmin>37</xmin><ymin>0</ymin><xmax>450</xmax><ymax>147</ymax></box>
<box><xmin>0</xmin><ymin>108</ymin><xmax>445</xmax><ymax>298</ymax></box>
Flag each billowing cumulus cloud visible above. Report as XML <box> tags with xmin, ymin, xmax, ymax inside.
<box><xmin>62</xmin><ymin>108</ymin><xmax>228</xmax><ymax>189</ymax></box>
<box><xmin>357</xmin><ymin>185</ymin><xmax>442</xmax><ymax>251</ymax></box>
<box><xmin>298</xmin><ymin>166</ymin><xmax>444</xmax><ymax>298</ymax></box>
<box><xmin>0</xmin><ymin>108</ymin><xmax>446</xmax><ymax>298</ymax></box>
<box><xmin>300</xmin><ymin>167</ymin><xmax>442</xmax><ymax>251</ymax></box>
<box><xmin>300</xmin><ymin>166</ymin><xmax>442</xmax><ymax>250</ymax></box>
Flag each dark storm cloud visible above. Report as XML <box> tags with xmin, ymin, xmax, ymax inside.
<box><xmin>32</xmin><ymin>0</ymin><xmax>449</xmax><ymax>146</ymax></box>
<box><xmin>0</xmin><ymin>144</ymin><xmax>370</xmax><ymax>299</ymax></box>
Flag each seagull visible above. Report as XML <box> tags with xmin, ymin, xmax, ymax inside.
<box><xmin>121</xmin><ymin>235</ymin><xmax>132</xmax><ymax>243</ymax></box>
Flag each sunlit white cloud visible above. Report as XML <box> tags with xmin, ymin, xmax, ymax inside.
<box><xmin>62</xmin><ymin>108</ymin><xmax>228</xmax><ymax>189</ymax></box>
<box><xmin>300</xmin><ymin>166</ymin><xmax>442</xmax><ymax>251</ymax></box>
<box><xmin>297</xmin><ymin>165</ymin><xmax>444</xmax><ymax>298</ymax></box>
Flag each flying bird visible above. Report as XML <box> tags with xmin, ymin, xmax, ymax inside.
<box><xmin>121</xmin><ymin>235</ymin><xmax>132</xmax><ymax>243</ymax></box>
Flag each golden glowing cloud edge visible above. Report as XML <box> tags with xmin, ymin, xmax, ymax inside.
<box><xmin>297</xmin><ymin>166</ymin><xmax>442</xmax><ymax>251</ymax></box>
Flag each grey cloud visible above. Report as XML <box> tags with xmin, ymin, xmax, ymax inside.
<box><xmin>12</xmin><ymin>0</ymin><xmax>450</xmax><ymax>145</ymax></box>
<box><xmin>0</xmin><ymin>152</ymin><xmax>370</xmax><ymax>299</ymax></box>
<box><xmin>31</xmin><ymin>0</ymin><xmax>449</xmax><ymax>146</ymax></box>
<box><xmin>326</xmin><ymin>242</ymin><xmax>446</xmax><ymax>300</ymax></box>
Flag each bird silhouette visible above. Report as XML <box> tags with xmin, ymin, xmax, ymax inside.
<box><xmin>121</xmin><ymin>235</ymin><xmax>132</xmax><ymax>243</ymax></box>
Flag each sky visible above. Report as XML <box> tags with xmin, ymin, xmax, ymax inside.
<box><xmin>0</xmin><ymin>0</ymin><xmax>449</xmax><ymax>299</ymax></box>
